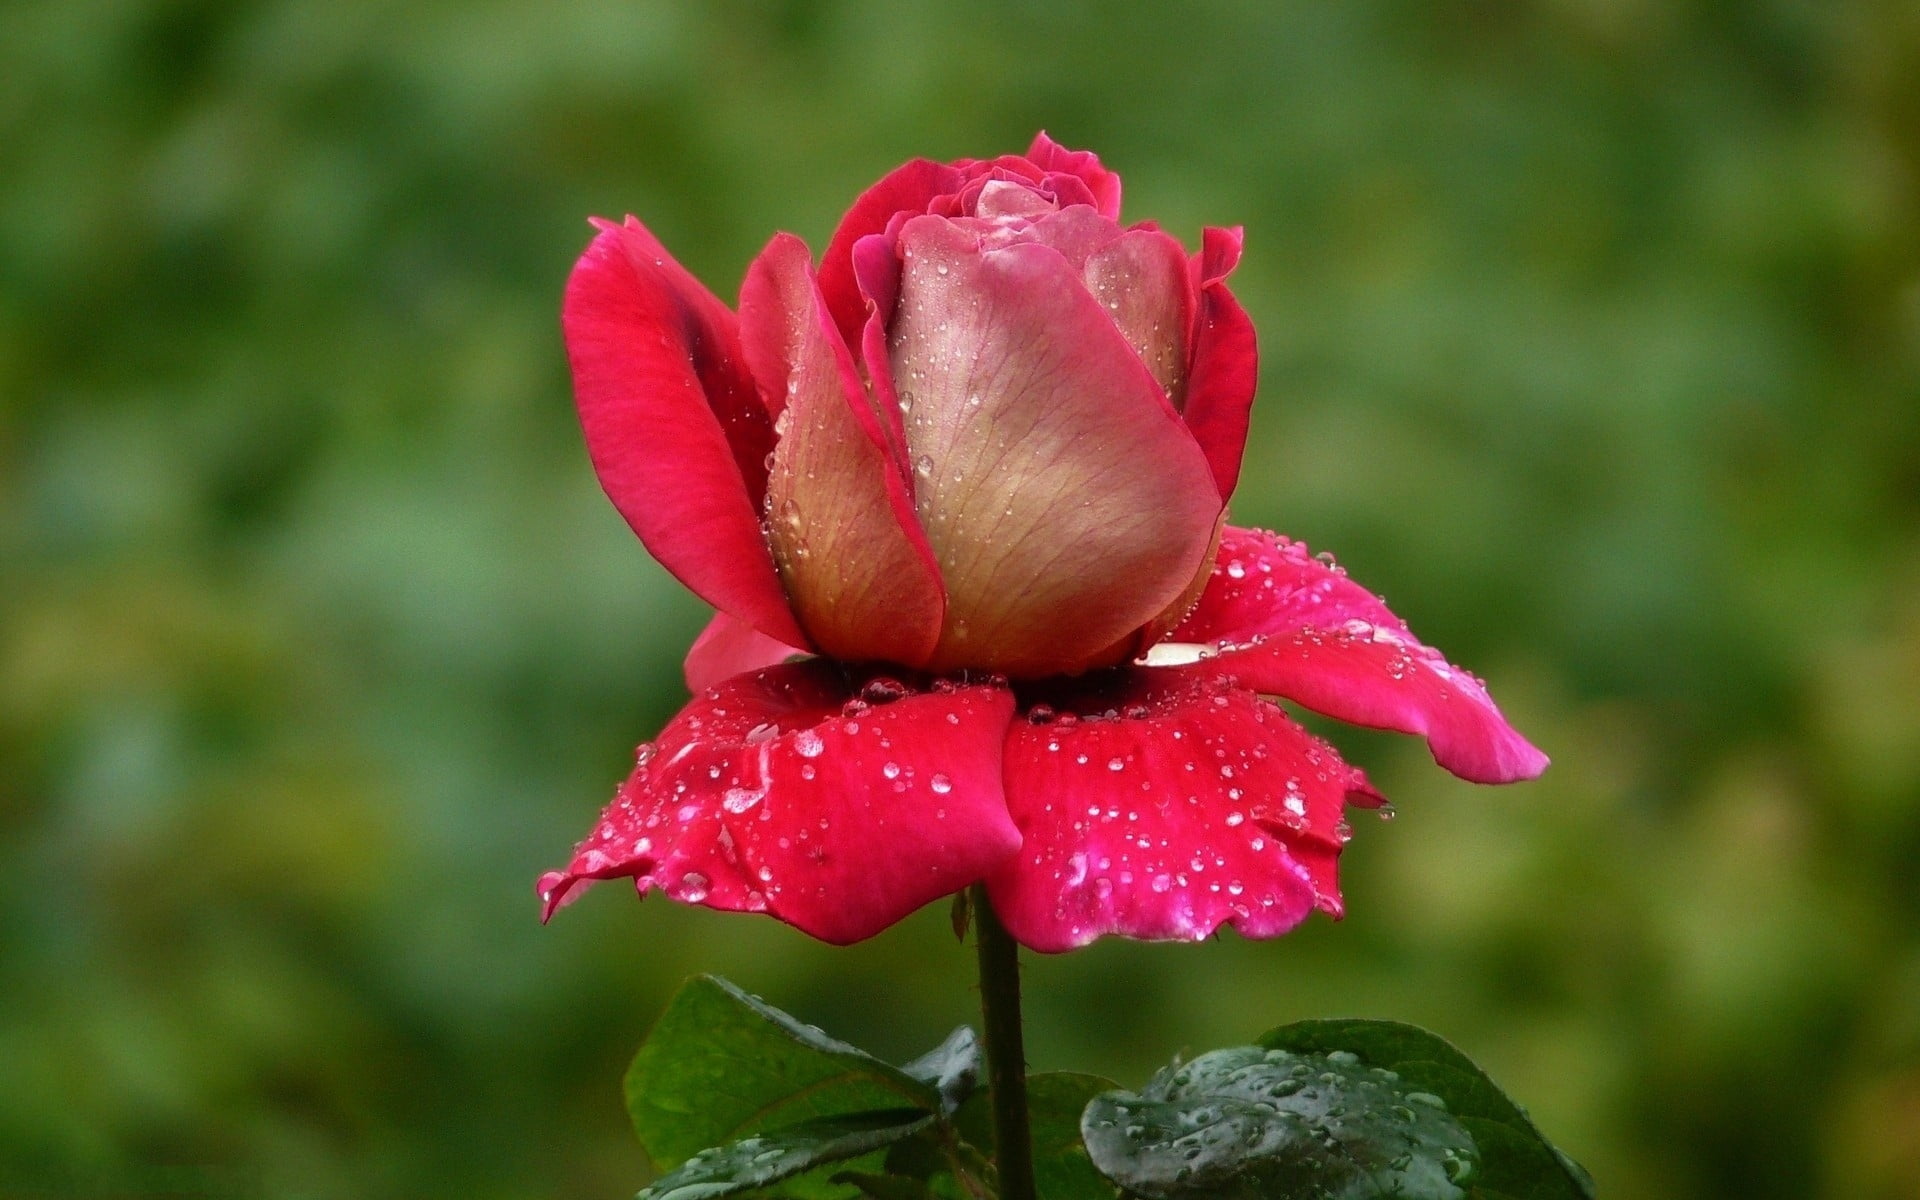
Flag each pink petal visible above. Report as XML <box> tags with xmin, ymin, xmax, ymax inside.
<box><xmin>818</xmin><ymin>158</ymin><xmax>966</xmax><ymax>352</ymax></box>
<box><xmin>538</xmin><ymin>662</ymin><xmax>1021</xmax><ymax>945</ymax></box>
<box><xmin>1084</xmin><ymin>228</ymin><xmax>1195</xmax><ymax>407</ymax></box>
<box><xmin>683</xmin><ymin>610</ymin><xmax>806</xmax><ymax>693</ymax></box>
<box><xmin>886</xmin><ymin>215</ymin><xmax>1223</xmax><ymax>677</ymax></box>
<box><xmin>1168</xmin><ymin>527</ymin><xmax>1550</xmax><ymax>784</ymax></box>
<box><xmin>564</xmin><ymin>218</ymin><xmax>806</xmax><ymax>646</ymax></box>
<box><xmin>984</xmin><ymin>668</ymin><xmax>1376</xmax><ymax>953</ymax></box>
<box><xmin>740</xmin><ymin>235</ymin><xmax>947</xmax><ymax>666</ymax></box>
<box><xmin>1023</xmin><ymin>204</ymin><xmax>1125</xmax><ymax>269</ymax></box>
<box><xmin>1025</xmin><ymin>132</ymin><xmax>1123</xmax><ymax>220</ymax></box>
<box><xmin>1180</xmin><ymin>227</ymin><xmax>1258</xmax><ymax>501</ymax></box>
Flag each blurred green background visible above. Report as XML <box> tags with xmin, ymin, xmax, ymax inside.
<box><xmin>4</xmin><ymin>0</ymin><xmax>1918</xmax><ymax>1196</ymax></box>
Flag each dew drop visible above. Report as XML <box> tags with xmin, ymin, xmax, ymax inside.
<box><xmin>930</xmin><ymin>773</ymin><xmax>953</xmax><ymax>794</ymax></box>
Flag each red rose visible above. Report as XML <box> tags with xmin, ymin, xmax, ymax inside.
<box><xmin>541</xmin><ymin>135</ymin><xmax>1546</xmax><ymax>951</ymax></box>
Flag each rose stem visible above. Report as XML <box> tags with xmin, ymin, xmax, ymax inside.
<box><xmin>969</xmin><ymin>882</ymin><xmax>1036</xmax><ymax>1200</ymax></box>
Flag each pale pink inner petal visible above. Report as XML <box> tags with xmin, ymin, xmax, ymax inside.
<box><xmin>1084</xmin><ymin>229</ymin><xmax>1194</xmax><ymax>406</ymax></box>
<box><xmin>984</xmin><ymin>668</ymin><xmax>1374</xmax><ymax>953</ymax></box>
<box><xmin>742</xmin><ymin>235</ymin><xmax>947</xmax><ymax>667</ymax></box>
<box><xmin>888</xmin><ymin>215</ymin><xmax>1222</xmax><ymax>677</ymax></box>
<box><xmin>539</xmin><ymin>662</ymin><xmax>1020</xmax><ymax>945</ymax></box>
<box><xmin>1168</xmin><ymin>527</ymin><xmax>1551</xmax><ymax>785</ymax></box>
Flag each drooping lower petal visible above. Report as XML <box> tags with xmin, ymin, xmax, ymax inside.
<box><xmin>741</xmin><ymin>235</ymin><xmax>947</xmax><ymax>666</ymax></box>
<box><xmin>1166</xmin><ymin>527</ymin><xmax>1550</xmax><ymax>784</ymax></box>
<box><xmin>565</xmin><ymin>218</ymin><xmax>805</xmax><ymax>646</ymax></box>
<box><xmin>985</xmin><ymin>668</ymin><xmax>1376</xmax><ymax>953</ymax></box>
<box><xmin>683</xmin><ymin>610</ymin><xmax>806</xmax><ymax>693</ymax></box>
<box><xmin>887</xmin><ymin>216</ymin><xmax>1223</xmax><ymax>677</ymax></box>
<box><xmin>1179</xmin><ymin>227</ymin><xmax>1257</xmax><ymax>501</ymax></box>
<box><xmin>539</xmin><ymin>661</ymin><xmax>1021</xmax><ymax>945</ymax></box>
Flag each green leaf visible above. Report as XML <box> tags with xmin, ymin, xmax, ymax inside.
<box><xmin>1258</xmin><ymin>1020</ymin><xmax>1597</xmax><ymax>1199</ymax></box>
<box><xmin>626</xmin><ymin>977</ymin><xmax>940</xmax><ymax>1173</ymax></box>
<box><xmin>1081</xmin><ymin>1045</ymin><xmax>1477</xmax><ymax>1200</ymax></box>
<box><xmin>637</xmin><ymin>1109</ymin><xmax>936</xmax><ymax>1200</ymax></box>
<box><xmin>954</xmin><ymin>1072</ymin><xmax>1119</xmax><ymax>1200</ymax></box>
<box><xmin>900</xmin><ymin>1027</ymin><xmax>982</xmax><ymax>1116</ymax></box>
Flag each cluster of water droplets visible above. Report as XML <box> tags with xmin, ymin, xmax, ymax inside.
<box><xmin>1081</xmin><ymin>1045</ymin><xmax>1478</xmax><ymax>1198</ymax></box>
<box><xmin>1003</xmin><ymin>674</ymin><xmax>1389</xmax><ymax>944</ymax></box>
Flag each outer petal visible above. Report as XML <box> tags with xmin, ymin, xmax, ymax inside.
<box><xmin>538</xmin><ymin>662</ymin><xmax>1021</xmax><ymax>945</ymax></box>
<box><xmin>985</xmin><ymin>668</ymin><xmax>1376</xmax><ymax>953</ymax></box>
<box><xmin>741</xmin><ymin>234</ymin><xmax>947</xmax><ymax>666</ymax></box>
<box><xmin>1166</xmin><ymin>527</ymin><xmax>1550</xmax><ymax>784</ymax></box>
<box><xmin>818</xmin><ymin>158</ymin><xmax>966</xmax><ymax>351</ymax></box>
<box><xmin>683</xmin><ymin>610</ymin><xmax>806</xmax><ymax>693</ymax></box>
<box><xmin>565</xmin><ymin>218</ymin><xmax>805</xmax><ymax>645</ymax></box>
<box><xmin>1179</xmin><ymin>227</ymin><xmax>1257</xmax><ymax>501</ymax></box>
<box><xmin>1025</xmin><ymin>132</ymin><xmax>1123</xmax><ymax>220</ymax></box>
<box><xmin>888</xmin><ymin>216</ymin><xmax>1223</xmax><ymax>677</ymax></box>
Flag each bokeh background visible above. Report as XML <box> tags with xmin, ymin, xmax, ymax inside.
<box><xmin>4</xmin><ymin>0</ymin><xmax>1918</xmax><ymax>1196</ymax></box>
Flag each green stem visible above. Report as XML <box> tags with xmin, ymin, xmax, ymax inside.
<box><xmin>970</xmin><ymin>883</ymin><xmax>1036</xmax><ymax>1200</ymax></box>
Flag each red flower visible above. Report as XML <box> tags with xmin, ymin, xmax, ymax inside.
<box><xmin>539</xmin><ymin>135</ymin><xmax>1546</xmax><ymax>952</ymax></box>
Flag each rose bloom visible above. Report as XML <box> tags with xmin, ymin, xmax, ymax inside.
<box><xmin>539</xmin><ymin>135</ymin><xmax>1547</xmax><ymax>952</ymax></box>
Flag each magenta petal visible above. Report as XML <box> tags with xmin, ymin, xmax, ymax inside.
<box><xmin>985</xmin><ymin>669</ymin><xmax>1374</xmax><ymax>953</ymax></box>
<box><xmin>1180</xmin><ymin>227</ymin><xmax>1258</xmax><ymax>501</ymax></box>
<box><xmin>538</xmin><ymin>662</ymin><xmax>1021</xmax><ymax>945</ymax></box>
<box><xmin>818</xmin><ymin>158</ymin><xmax>966</xmax><ymax>351</ymax></box>
<box><xmin>564</xmin><ymin>218</ymin><xmax>805</xmax><ymax>646</ymax></box>
<box><xmin>683</xmin><ymin>610</ymin><xmax>806</xmax><ymax>694</ymax></box>
<box><xmin>1168</xmin><ymin>527</ymin><xmax>1550</xmax><ymax>784</ymax></box>
<box><xmin>1025</xmin><ymin>132</ymin><xmax>1123</xmax><ymax>220</ymax></box>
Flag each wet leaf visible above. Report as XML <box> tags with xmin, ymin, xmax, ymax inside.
<box><xmin>637</xmin><ymin>1109</ymin><xmax>935</xmax><ymax>1200</ymax></box>
<box><xmin>626</xmin><ymin>976</ymin><xmax>939</xmax><ymax>1174</ymax></box>
<box><xmin>1258</xmin><ymin>1021</ymin><xmax>1596</xmax><ymax>1199</ymax></box>
<box><xmin>1081</xmin><ymin>1044</ymin><xmax>1476</xmax><ymax>1199</ymax></box>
